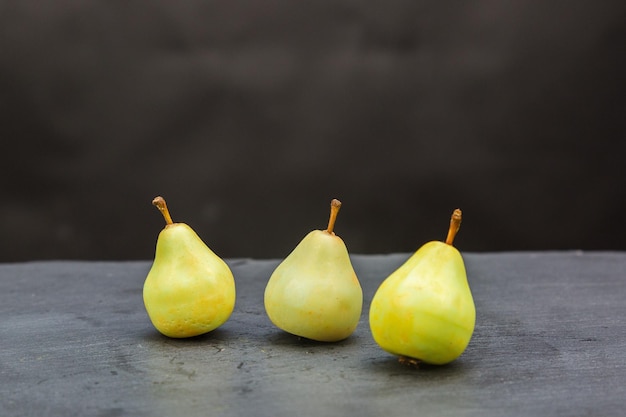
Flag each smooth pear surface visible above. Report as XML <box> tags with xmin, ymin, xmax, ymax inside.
<box><xmin>264</xmin><ymin>230</ymin><xmax>363</xmax><ymax>342</ymax></box>
<box><xmin>369</xmin><ymin>241</ymin><xmax>475</xmax><ymax>364</ymax></box>
<box><xmin>143</xmin><ymin>223</ymin><xmax>236</xmax><ymax>338</ymax></box>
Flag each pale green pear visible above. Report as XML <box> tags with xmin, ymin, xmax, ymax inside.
<box><xmin>143</xmin><ymin>196</ymin><xmax>236</xmax><ymax>338</ymax></box>
<box><xmin>369</xmin><ymin>209</ymin><xmax>475</xmax><ymax>365</ymax></box>
<box><xmin>264</xmin><ymin>199</ymin><xmax>363</xmax><ymax>342</ymax></box>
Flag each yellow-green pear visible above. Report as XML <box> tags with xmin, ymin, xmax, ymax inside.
<box><xmin>369</xmin><ymin>209</ymin><xmax>475</xmax><ymax>365</ymax></box>
<box><xmin>143</xmin><ymin>196</ymin><xmax>236</xmax><ymax>338</ymax></box>
<box><xmin>264</xmin><ymin>199</ymin><xmax>363</xmax><ymax>342</ymax></box>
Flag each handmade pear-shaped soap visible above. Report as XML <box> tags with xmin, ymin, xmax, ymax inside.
<box><xmin>264</xmin><ymin>199</ymin><xmax>363</xmax><ymax>342</ymax></box>
<box><xmin>143</xmin><ymin>196</ymin><xmax>236</xmax><ymax>338</ymax></box>
<box><xmin>369</xmin><ymin>209</ymin><xmax>475</xmax><ymax>365</ymax></box>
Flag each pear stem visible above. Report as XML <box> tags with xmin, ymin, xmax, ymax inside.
<box><xmin>152</xmin><ymin>196</ymin><xmax>174</xmax><ymax>226</ymax></box>
<box><xmin>326</xmin><ymin>199</ymin><xmax>342</xmax><ymax>234</ymax></box>
<box><xmin>445</xmin><ymin>209</ymin><xmax>462</xmax><ymax>246</ymax></box>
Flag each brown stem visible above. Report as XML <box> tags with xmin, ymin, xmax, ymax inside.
<box><xmin>152</xmin><ymin>196</ymin><xmax>174</xmax><ymax>226</ymax></box>
<box><xmin>326</xmin><ymin>199</ymin><xmax>342</xmax><ymax>234</ymax></box>
<box><xmin>445</xmin><ymin>208</ymin><xmax>462</xmax><ymax>246</ymax></box>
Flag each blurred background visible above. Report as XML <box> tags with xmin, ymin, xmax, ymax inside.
<box><xmin>1</xmin><ymin>0</ymin><xmax>625</xmax><ymax>262</ymax></box>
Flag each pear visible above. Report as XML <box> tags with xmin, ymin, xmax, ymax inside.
<box><xmin>143</xmin><ymin>196</ymin><xmax>236</xmax><ymax>338</ymax></box>
<box><xmin>264</xmin><ymin>199</ymin><xmax>363</xmax><ymax>342</ymax></box>
<box><xmin>369</xmin><ymin>209</ymin><xmax>475</xmax><ymax>365</ymax></box>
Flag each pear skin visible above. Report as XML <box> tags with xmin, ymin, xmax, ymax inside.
<box><xmin>143</xmin><ymin>197</ymin><xmax>236</xmax><ymax>338</ymax></box>
<box><xmin>264</xmin><ymin>199</ymin><xmax>363</xmax><ymax>342</ymax></box>
<box><xmin>369</xmin><ymin>209</ymin><xmax>475</xmax><ymax>365</ymax></box>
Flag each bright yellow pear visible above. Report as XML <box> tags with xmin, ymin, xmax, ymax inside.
<box><xmin>369</xmin><ymin>209</ymin><xmax>475</xmax><ymax>365</ymax></box>
<box><xmin>143</xmin><ymin>196</ymin><xmax>236</xmax><ymax>338</ymax></box>
<box><xmin>264</xmin><ymin>199</ymin><xmax>363</xmax><ymax>342</ymax></box>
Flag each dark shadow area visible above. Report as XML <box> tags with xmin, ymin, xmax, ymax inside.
<box><xmin>2</xmin><ymin>1</ymin><xmax>624</xmax><ymax>261</ymax></box>
<box><xmin>139</xmin><ymin>326</ymin><xmax>234</xmax><ymax>345</ymax></box>
<box><xmin>364</xmin><ymin>354</ymin><xmax>473</xmax><ymax>379</ymax></box>
<box><xmin>266</xmin><ymin>328</ymin><xmax>361</xmax><ymax>349</ymax></box>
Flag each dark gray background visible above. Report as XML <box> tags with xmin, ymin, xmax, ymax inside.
<box><xmin>1</xmin><ymin>1</ymin><xmax>625</xmax><ymax>262</ymax></box>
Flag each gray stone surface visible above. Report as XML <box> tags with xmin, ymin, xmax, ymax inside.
<box><xmin>1</xmin><ymin>252</ymin><xmax>625</xmax><ymax>416</ymax></box>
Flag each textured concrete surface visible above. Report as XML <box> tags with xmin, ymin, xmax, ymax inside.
<box><xmin>1</xmin><ymin>252</ymin><xmax>625</xmax><ymax>416</ymax></box>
